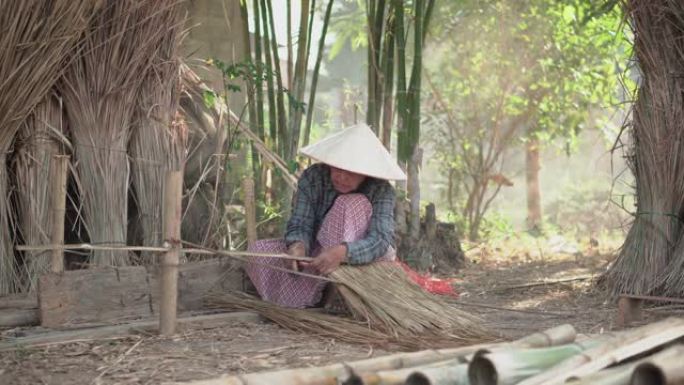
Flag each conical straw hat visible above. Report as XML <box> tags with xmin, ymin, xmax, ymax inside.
<box><xmin>300</xmin><ymin>123</ymin><xmax>407</xmax><ymax>180</ymax></box>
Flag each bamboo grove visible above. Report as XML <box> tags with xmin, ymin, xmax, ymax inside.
<box><xmin>226</xmin><ymin>0</ymin><xmax>434</xmax><ymax>242</ymax></box>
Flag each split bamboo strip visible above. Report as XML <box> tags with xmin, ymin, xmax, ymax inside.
<box><xmin>130</xmin><ymin>1</ymin><xmax>185</xmax><ymax>265</ymax></box>
<box><xmin>61</xmin><ymin>0</ymin><xmax>174</xmax><ymax>267</ymax></box>
<box><xmin>13</xmin><ymin>94</ymin><xmax>68</xmax><ymax>291</ymax></box>
<box><xmin>567</xmin><ymin>344</ymin><xmax>683</xmax><ymax>385</ymax></box>
<box><xmin>517</xmin><ymin>318</ymin><xmax>684</xmax><ymax>385</ymax></box>
<box><xmin>630</xmin><ymin>345</ymin><xmax>684</xmax><ymax>385</ymax></box>
<box><xmin>16</xmin><ymin>242</ymin><xmax>312</xmax><ymax>263</ymax></box>
<box><xmin>188</xmin><ymin>325</ymin><xmax>575</xmax><ymax>385</ymax></box>
<box><xmin>0</xmin><ymin>0</ymin><xmax>94</xmax><ymax>294</ymax></box>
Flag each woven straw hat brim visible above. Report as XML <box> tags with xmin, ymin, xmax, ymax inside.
<box><xmin>299</xmin><ymin>123</ymin><xmax>407</xmax><ymax>181</ymax></box>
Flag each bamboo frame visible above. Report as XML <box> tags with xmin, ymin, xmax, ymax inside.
<box><xmin>49</xmin><ymin>155</ymin><xmax>69</xmax><ymax>273</ymax></box>
<box><xmin>15</xmin><ymin>243</ymin><xmax>310</xmax><ymax>262</ymax></box>
<box><xmin>159</xmin><ymin>170</ymin><xmax>182</xmax><ymax>336</ymax></box>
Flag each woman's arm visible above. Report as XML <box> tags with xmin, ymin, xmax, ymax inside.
<box><xmin>345</xmin><ymin>182</ymin><xmax>395</xmax><ymax>264</ymax></box>
<box><xmin>284</xmin><ymin>167</ymin><xmax>318</xmax><ymax>255</ymax></box>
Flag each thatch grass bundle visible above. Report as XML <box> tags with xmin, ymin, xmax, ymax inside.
<box><xmin>605</xmin><ymin>0</ymin><xmax>684</xmax><ymax>296</ymax></box>
<box><xmin>206</xmin><ymin>291</ymin><xmax>411</xmax><ymax>349</ymax></box>
<box><xmin>13</xmin><ymin>93</ymin><xmax>68</xmax><ymax>292</ymax></box>
<box><xmin>331</xmin><ymin>262</ymin><xmax>495</xmax><ymax>344</ymax></box>
<box><xmin>0</xmin><ymin>0</ymin><xmax>95</xmax><ymax>293</ymax></box>
<box><xmin>208</xmin><ymin>262</ymin><xmax>497</xmax><ymax>349</ymax></box>
<box><xmin>130</xmin><ymin>3</ymin><xmax>186</xmax><ymax>264</ymax></box>
<box><xmin>61</xmin><ymin>0</ymin><xmax>180</xmax><ymax>266</ymax></box>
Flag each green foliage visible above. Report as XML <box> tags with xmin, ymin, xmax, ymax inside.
<box><xmin>425</xmin><ymin>0</ymin><xmax>633</xmax><ymax>240</ymax></box>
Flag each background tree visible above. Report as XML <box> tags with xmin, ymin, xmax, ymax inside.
<box><xmin>425</xmin><ymin>0</ymin><xmax>630</xmax><ymax>240</ymax></box>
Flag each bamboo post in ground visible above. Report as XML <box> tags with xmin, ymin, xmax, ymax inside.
<box><xmin>242</xmin><ymin>177</ymin><xmax>257</xmax><ymax>247</ymax></box>
<box><xmin>160</xmin><ymin>170</ymin><xmax>183</xmax><ymax>336</ymax></box>
<box><xmin>49</xmin><ymin>155</ymin><xmax>69</xmax><ymax>273</ymax></box>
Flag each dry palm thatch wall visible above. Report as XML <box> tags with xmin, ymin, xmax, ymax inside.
<box><xmin>0</xmin><ymin>1</ymin><xmax>95</xmax><ymax>294</ymax></box>
<box><xmin>61</xmin><ymin>0</ymin><xmax>180</xmax><ymax>267</ymax></box>
<box><xmin>606</xmin><ymin>0</ymin><xmax>684</xmax><ymax>296</ymax></box>
<box><xmin>13</xmin><ymin>93</ymin><xmax>69</xmax><ymax>292</ymax></box>
<box><xmin>130</xmin><ymin>3</ymin><xmax>187</xmax><ymax>264</ymax></box>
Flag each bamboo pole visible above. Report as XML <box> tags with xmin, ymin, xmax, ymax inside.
<box><xmin>159</xmin><ymin>170</ymin><xmax>182</xmax><ymax>336</ymax></box>
<box><xmin>49</xmin><ymin>155</ymin><xmax>69</xmax><ymax>273</ymax></box>
<box><xmin>468</xmin><ymin>340</ymin><xmax>604</xmax><ymax>385</ymax></box>
<box><xmin>242</xmin><ymin>177</ymin><xmax>257</xmax><ymax>247</ymax></box>
<box><xmin>517</xmin><ymin>318</ymin><xmax>684</xmax><ymax>385</ymax></box>
<box><xmin>630</xmin><ymin>345</ymin><xmax>684</xmax><ymax>385</ymax></box>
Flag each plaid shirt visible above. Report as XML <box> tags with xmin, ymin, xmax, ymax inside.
<box><xmin>285</xmin><ymin>163</ymin><xmax>395</xmax><ymax>264</ymax></box>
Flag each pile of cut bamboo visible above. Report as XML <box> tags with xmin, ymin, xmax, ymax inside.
<box><xmin>187</xmin><ymin>318</ymin><xmax>684</xmax><ymax>385</ymax></box>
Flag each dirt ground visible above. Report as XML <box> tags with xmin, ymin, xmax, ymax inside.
<box><xmin>1</xmin><ymin>242</ymin><xmax>680</xmax><ymax>384</ymax></box>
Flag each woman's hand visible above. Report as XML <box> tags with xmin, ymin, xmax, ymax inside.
<box><xmin>287</xmin><ymin>241</ymin><xmax>307</xmax><ymax>272</ymax></box>
<box><xmin>301</xmin><ymin>244</ymin><xmax>347</xmax><ymax>275</ymax></box>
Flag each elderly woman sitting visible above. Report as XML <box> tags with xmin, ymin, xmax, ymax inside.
<box><xmin>246</xmin><ymin>123</ymin><xmax>406</xmax><ymax>308</ymax></box>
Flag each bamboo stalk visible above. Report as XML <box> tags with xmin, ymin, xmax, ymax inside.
<box><xmin>468</xmin><ymin>340</ymin><xmax>604</xmax><ymax>385</ymax></box>
<box><xmin>287</xmin><ymin>0</ymin><xmax>311</xmax><ymax>160</ymax></box>
<box><xmin>630</xmin><ymin>345</ymin><xmax>684</xmax><ymax>385</ymax></box>
<box><xmin>242</xmin><ymin>178</ymin><xmax>257</xmax><ymax>247</ymax></box>
<box><xmin>303</xmin><ymin>0</ymin><xmax>335</xmax><ymax>147</ymax></box>
<box><xmin>259</xmin><ymin>0</ymin><xmax>278</xmax><ymax>144</ymax></box>
<box><xmin>159</xmin><ymin>171</ymin><xmax>182</xmax><ymax>336</ymax></box>
<box><xmin>517</xmin><ymin>318</ymin><xmax>684</xmax><ymax>385</ymax></box>
<box><xmin>229</xmin><ymin>109</ymin><xmax>298</xmax><ymax>189</ymax></box>
<box><xmin>263</xmin><ymin>0</ymin><xmax>288</xmax><ymax>158</ymax></box>
<box><xmin>49</xmin><ymin>155</ymin><xmax>69</xmax><ymax>273</ymax></box>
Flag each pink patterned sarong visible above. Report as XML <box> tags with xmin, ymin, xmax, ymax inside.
<box><xmin>245</xmin><ymin>194</ymin><xmax>395</xmax><ymax>308</ymax></box>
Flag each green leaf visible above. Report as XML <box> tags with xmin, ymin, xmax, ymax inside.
<box><xmin>202</xmin><ymin>90</ymin><xmax>217</xmax><ymax>109</ymax></box>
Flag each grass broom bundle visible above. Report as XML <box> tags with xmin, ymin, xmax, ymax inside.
<box><xmin>13</xmin><ymin>93</ymin><xmax>68</xmax><ymax>292</ymax></box>
<box><xmin>61</xmin><ymin>0</ymin><xmax>179</xmax><ymax>266</ymax></box>
<box><xmin>605</xmin><ymin>0</ymin><xmax>684</xmax><ymax>296</ymax></box>
<box><xmin>331</xmin><ymin>262</ymin><xmax>496</xmax><ymax>345</ymax></box>
<box><xmin>655</xmin><ymin>2</ymin><xmax>684</xmax><ymax>297</ymax></box>
<box><xmin>0</xmin><ymin>0</ymin><xmax>95</xmax><ymax>294</ymax></box>
<box><xmin>130</xmin><ymin>3</ymin><xmax>186</xmax><ymax>264</ymax></box>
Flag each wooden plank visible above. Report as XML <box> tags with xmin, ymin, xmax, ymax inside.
<box><xmin>0</xmin><ymin>309</ymin><xmax>39</xmax><ymax>327</ymax></box>
<box><xmin>617</xmin><ymin>296</ymin><xmax>643</xmax><ymax>328</ymax></box>
<box><xmin>39</xmin><ymin>260</ymin><xmax>242</xmax><ymax>328</ymax></box>
<box><xmin>0</xmin><ymin>294</ymin><xmax>36</xmax><ymax>309</ymax></box>
<box><xmin>0</xmin><ymin>311</ymin><xmax>263</xmax><ymax>352</ymax></box>
<box><xmin>39</xmin><ymin>266</ymin><xmax>154</xmax><ymax>328</ymax></box>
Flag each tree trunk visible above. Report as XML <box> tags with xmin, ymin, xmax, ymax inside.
<box><xmin>526</xmin><ymin>135</ymin><xmax>542</xmax><ymax>233</ymax></box>
<box><xmin>408</xmin><ymin>147</ymin><xmax>423</xmax><ymax>240</ymax></box>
